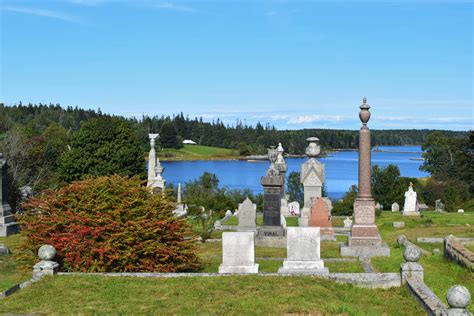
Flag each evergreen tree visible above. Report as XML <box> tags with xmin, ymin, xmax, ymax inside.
<box><xmin>58</xmin><ymin>117</ymin><xmax>145</xmax><ymax>182</ymax></box>
<box><xmin>160</xmin><ymin>121</ymin><xmax>181</xmax><ymax>149</ymax></box>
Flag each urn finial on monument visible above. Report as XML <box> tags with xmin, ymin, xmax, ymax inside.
<box><xmin>305</xmin><ymin>137</ymin><xmax>321</xmax><ymax>158</ymax></box>
<box><xmin>359</xmin><ymin>97</ymin><xmax>371</xmax><ymax>126</ymax></box>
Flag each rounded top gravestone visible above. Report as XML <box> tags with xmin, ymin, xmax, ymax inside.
<box><xmin>397</xmin><ymin>235</ymin><xmax>407</xmax><ymax>246</ymax></box>
<box><xmin>403</xmin><ymin>246</ymin><xmax>421</xmax><ymax>262</ymax></box>
<box><xmin>38</xmin><ymin>245</ymin><xmax>57</xmax><ymax>261</ymax></box>
<box><xmin>446</xmin><ymin>285</ymin><xmax>471</xmax><ymax>309</ymax></box>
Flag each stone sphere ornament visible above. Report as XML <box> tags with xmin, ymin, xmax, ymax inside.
<box><xmin>403</xmin><ymin>246</ymin><xmax>421</xmax><ymax>262</ymax></box>
<box><xmin>446</xmin><ymin>285</ymin><xmax>471</xmax><ymax>309</ymax></box>
<box><xmin>305</xmin><ymin>137</ymin><xmax>321</xmax><ymax>158</ymax></box>
<box><xmin>38</xmin><ymin>245</ymin><xmax>57</xmax><ymax>261</ymax></box>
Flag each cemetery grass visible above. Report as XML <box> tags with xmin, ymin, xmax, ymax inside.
<box><xmin>0</xmin><ymin>235</ymin><xmax>30</xmax><ymax>291</ymax></box>
<box><xmin>372</xmin><ymin>211</ymin><xmax>474</xmax><ymax>311</ymax></box>
<box><xmin>0</xmin><ymin>274</ymin><xmax>424</xmax><ymax>315</ymax></box>
<box><xmin>157</xmin><ymin>144</ymin><xmax>238</xmax><ymax>161</ymax></box>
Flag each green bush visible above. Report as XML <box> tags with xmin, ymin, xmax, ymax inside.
<box><xmin>332</xmin><ymin>185</ymin><xmax>357</xmax><ymax>216</ymax></box>
<box><xmin>421</xmin><ymin>178</ymin><xmax>470</xmax><ymax>212</ymax></box>
<box><xmin>19</xmin><ymin>175</ymin><xmax>201</xmax><ymax>272</ymax></box>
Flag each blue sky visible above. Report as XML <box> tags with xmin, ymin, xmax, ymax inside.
<box><xmin>0</xmin><ymin>0</ymin><xmax>472</xmax><ymax>130</ymax></box>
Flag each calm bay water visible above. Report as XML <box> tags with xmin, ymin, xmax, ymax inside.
<box><xmin>161</xmin><ymin>146</ymin><xmax>428</xmax><ymax>199</ymax></box>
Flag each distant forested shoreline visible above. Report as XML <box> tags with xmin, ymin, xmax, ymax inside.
<box><xmin>0</xmin><ymin>103</ymin><xmax>467</xmax><ymax>155</ymax></box>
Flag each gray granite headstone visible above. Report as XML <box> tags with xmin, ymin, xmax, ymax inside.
<box><xmin>0</xmin><ymin>154</ymin><xmax>19</xmax><ymax>237</ymax></box>
<box><xmin>238</xmin><ymin>197</ymin><xmax>256</xmax><ymax>230</ymax></box>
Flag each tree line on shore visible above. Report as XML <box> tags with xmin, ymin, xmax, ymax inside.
<box><xmin>0</xmin><ymin>102</ymin><xmax>471</xmax><ymax>214</ymax></box>
<box><xmin>0</xmin><ymin>103</ymin><xmax>466</xmax><ymax>155</ymax></box>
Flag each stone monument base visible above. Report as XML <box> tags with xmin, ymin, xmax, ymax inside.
<box><xmin>321</xmin><ymin>233</ymin><xmax>337</xmax><ymax>241</ymax></box>
<box><xmin>258</xmin><ymin>226</ymin><xmax>285</xmax><ymax>237</ymax></box>
<box><xmin>255</xmin><ymin>236</ymin><xmax>286</xmax><ymax>248</ymax></box>
<box><xmin>403</xmin><ymin>211</ymin><xmax>420</xmax><ymax>217</ymax></box>
<box><xmin>298</xmin><ymin>216</ymin><xmax>309</xmax><ymax>227</ymax></box>
<box><xmin>218</xmin><ymin>263</ymin><xmax>259</xmax><ymax>274</ymax></box>
<box><xmin>0</xmin><ymin>223</ymin><xmax>19</xmax><ymax>237</ymax></box>
<box><xmin>278</xmin><ymin>260</ymin><xmax>329</xmax><ymax>274</ymax></box>
<box><xmin>340</xmin><ymin>240</ymin><xmax>391</xmax><ymax>258</ymax></box>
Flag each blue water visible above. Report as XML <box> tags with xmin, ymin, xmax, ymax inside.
<box><xmin>161</xmin><ymin>146</ymin><xmax>428</xmax><ymax>199</ymax></box>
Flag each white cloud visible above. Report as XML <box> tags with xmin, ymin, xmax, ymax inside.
<box><xmin>378</xmin><ymin>116</ymin><xmax>471</xmax><ymax>123</ymax></box>
<box><xmin>1</xmin><ymin>5</ymin><xmax>81</xmax><ymax>23</ymax></box>
<box><xmin>156</xmin><ymin>2</ymin><xmax>198</xmax><ymax>13</ymax></box>
<box><xmin>287</xmin><ymin>115</ymin><xmax>347</xmax><ymax>124</ymax></box>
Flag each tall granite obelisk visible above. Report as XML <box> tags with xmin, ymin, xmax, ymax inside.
<box><xmin>0</xmin><ymin>153</ymin><xmax>19</xmax><ymax>237</ymax></box>
<box><xmin>341</xmin><ymin>98</ymin><xmax>390</xmax><ymax>258</ymax></box>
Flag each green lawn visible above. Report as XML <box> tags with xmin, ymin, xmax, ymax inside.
<box><xmin>0</xmin><ymin>275</ymin><xmax>424</xmax><ymax>315</ymax></box>
<box><xmin>156</xmin><ymin>144</ymin><xmax>238</xmax><ymax>161</ymax></box>
<box><xmin>0</xmin><ymin>235</ymin><xmax>30</xmax><ymax>292</ymax></box>
<box><xmin>371</xmin><ymin>211</ymin><xmax>474</xmax><ymax>311</ymax></box>
<box><xmin>1</xmin><ymin>210</ymin><xmax>473</xmax><ymax>313</ymax></box>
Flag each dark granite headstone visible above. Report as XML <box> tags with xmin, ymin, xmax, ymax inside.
<box><xmin>263</xmin><ymin>190</ymin><xmax>281</xmax><ymax>226</ymax></box>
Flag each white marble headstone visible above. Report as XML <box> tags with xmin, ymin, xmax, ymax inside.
<box><xmin>278</xmin><ymin>227</ymin><xmax>327</xmax><ymax>273</ymax></box>
<box><xmin>391</xmin><ymin>202</ymin><xmax>400</xmax><ymax>212</ymax></box>
<box><xmin>288</xmin><ymin>201</ymin><xmax>300</xmax><ymax>215</ymax></box>
<box><xmin>403</xmin><ymin>183</ymin><xmax>418</xmax><ymax>216</ymax></box>
<box><xmin>219</xmin><ymin>232</ymin><xmax>258</xmax><ymax>274</ymax></box>
<box><xmin>343</xmin><ymin>217</ymin><xmax>353</xmax><ymax>228</ymax></box>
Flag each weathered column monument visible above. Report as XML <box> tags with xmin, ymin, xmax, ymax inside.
<box><xmin>275</xmin><ymin>143</ymin><xmax>290</xmax><ymax>216</ymax></box>
<box><xmin>147</xmin><ymin>133</ymin><xmax>165</xmax><ymax>193</ymax></box>
<box><xmin>0</xmin><ymin>153</ymin><xmax>19</xmax><ymax>237</ymax></box>
<box><xmin>341</xmin><ymin>98</ymin><xmax>390</xmax><ymax>258</ymax></box>
<box><xmin>299</xmin><ymin>137</ymin><xmax>324</xmax><ymax>226</ymax></box>
<box><xmin>258</xmin><ymin>146</ymin><xmax>285</xmax><ymax>237</ymax></box>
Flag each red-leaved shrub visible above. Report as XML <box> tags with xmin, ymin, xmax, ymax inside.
<box><xmin>19</xmin><ymin>175</ymin><xmax>201</xmax><ymax>272</ymax></box>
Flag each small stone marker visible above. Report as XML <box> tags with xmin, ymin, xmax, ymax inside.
<box><xmin>344</xmin><ymin>217</ymin><xmax>353</xmax><ymax>228</ymax></box>
<box><xmin>278</xmin><ymin>227</ymin><xmax>328</xmax><ymax>274</ymax></box>
<box><xmin>219</xmin><ymin>232</ymin><xmax>258</xmax><ymax>274</ymax></box>
<box><xmin>33</xmin><ymin>245</ymin><xmax>59</xmax><ymax>280</ymax></box>
<box><xmin>458</xmin><ymin>209</ymin><xmax>465</xmax><ymax>213</ymax></box>
<box><xmin>238</xmin><ymin>197</ymin><xmax>256</xmax><ymax>230</ymax></box>
<box><xmin>435</xmin><ymin>199</ymin><xmax>445</xmax><ymax>212</ymax></box>
<box><xmin>403</xmin><ymin>183</ymin><xmax>420</xmax><ymax>217</ymax></box>
<box><xmin>393</xmin><ymin>221</ymin><xmax>405</xmax><ymax>228</ymax></box>
<box><xmin>0</xmin><ymin>244</ymin><xmax>11</xmax><ymax>255</ymax></box>
<box><xmin>309</xmin><ymin>197</ymin><xmax>335</xmax><ymax>239</ymax></box>
<box><xmin>391</xmin><ymin>202</ymin><xmax>400</xmax><ymax>212</ymax></box>
<box><xmin>400</xmin><ymin>246</ymin><xmax>423</xmax><ymax>284</ymax></box>
<box><xmin>432</xmin><ymin>248</ymin><xmax>441</xmax><ymax>255</ymax></box>
<box><xmin>288</xmin><ymin>201</ymin><xmax>300</xmax><ymax>215</ymax></box>
<box><xmin>418</xmin><ymin>203</ymin><xmax>429</xmax><ymax>211</ymax></box>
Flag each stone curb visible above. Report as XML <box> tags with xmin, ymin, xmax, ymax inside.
<box><xmin>57</xmin><ymin>272</ymin><xmax>400</xmax><ymax>289</ymax></box>
<box><xmin>406</xmin><ymin>277</ymin><xmax>448</xmax><ymax>315</ymax></box>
